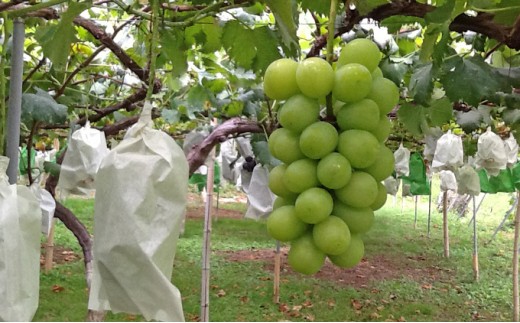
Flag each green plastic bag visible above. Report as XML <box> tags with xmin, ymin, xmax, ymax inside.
<box><xmin>18</xmin><ymin>147</ymin><xmax>36</xmax><ymax>175</ymax></box>
<box><xmin>402</xmin><ymin>152</ymin><xmax>430</xmax><ymax>195</ymax></box>
<box><xmin>188</xmin><ymin>163</ymin><xmax>221</xmax><ymax>192</ymax></box>
<box><xmin>512</xmin><ymin>162</ymin><xmax>520</xmax><ymax>191</ymax></box>
<box><xmin>489</xmin><ymin>168</ymin><xmax>515</xmax><ymax>193</ymax></box>
<box><xmin>478</xmin><ymin>169</ymin><xmax>497</xmax><ymax>193</ymax></box>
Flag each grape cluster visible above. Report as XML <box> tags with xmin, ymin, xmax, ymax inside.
<box><xmin>264</xmin><ymin>39</ymin><xmax>398</xmax><ymax>275</ymax></box>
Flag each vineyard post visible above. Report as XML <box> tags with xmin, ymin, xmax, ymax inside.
<box><xmin>5</xmin><ymin>17</ymin><xmax>24</xmax><ymax>184</ymax></box>
<box><xmin>273</xmin><ymin>241</ymin><xmax>281</xmax><ymax>304</ymax></box>
<box><xmin>472</xmin><ymin>196</ymin><xmax>479</xmax><ymax>281</ymax></box>
<box><xmin>443</xmin><ymin>191</ymin><xmax>449</xmax><ymax>258</ymax></box>
<box><xmin>200</xmin><ymin>147</ymin><xmax>215</xmax><ymax>322</ymax></box>
<box><xmin>427</xmin><ymin>181</ymin><xmax>432</xmax><ymax>238</ymax></box>
<box><xmin>414</xmin><ymin>196</ymin><xmax>418</xmax><ymax>229</ymax></box>
<box><xmin>513</xmin><ymin>190</ymin><xmax>520</xmax><ymax>321</ymax></box>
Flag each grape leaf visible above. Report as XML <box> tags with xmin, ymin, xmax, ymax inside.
<box><xmin>380</xmin><ymin>58</ymin><xmax>409</xmax><ymax>85</ymax></box>
<box><xmin>161</xmin><ymin>29</ymin><xmax>187</xmax><ymax>77</ymax></box>
<box><xmin>492</xmin><ymin>0</ymin><xmax>520</xmax><ymax>25</ymax></box>
<box><xmin>425</xmin><ymin>0</ymin><xmax>455</xmax><ymax>24</ymax></box>
<box><xmin>222</xmin><ymin>20</ymin><xmax>256</xmax><ymax>69</ymax></box>
<box><xmin>380</xmin><ymin>16</ymin><xmax>425</xmax><ymax>34</ymax></box>
<box><xmin>161</xmin><ymin>108</ymin><xmax>180</xmax><ymax>123</ymax></box>
<box><xmin>456</xmin><ymin>110</ymin><xmax>482</xmax><ymax>132</ymax></box>
<box><xmin>428</xmin><ymin>97</ymin><xmax>453</xmax><ymax>126</ymax></box>
<box><xmin>264</xmin><ymin>0</ymin><xmax>299</xmax><ymax>57</ymax></box>
<box><xmin>252</xmin><ymin>26</ymin><xmax>282</xmax><ymax>73</ymax></box>
<box><xmin>353</xmin><ymin>0</ymin><xmax>389</xmax><ymax>15</ymax></box>
<box><xmin>439</xmin><ymin>56</ymin><xmax>507</xmax><ymax>106</ymax></box>
<box><xmin>39</xmin><ymin>2</ymin><xmax>91</xmax><ymax>71</ymax></box>
<box><xmin>251</xmin><ymin>137</ymin><xmax>280</xmax><ymax>167</ymax></box>
<box><xmin>409</xmin><ymin>63</ymin><xmax>435</xmax><ymax>105</ymax></box>
<box><xmin>21</xmin><ymin>88</ymin><xmax>68</xmax><ymax>126</ymax></box>
<box><xmin>185</xmin><ymin>17</ymin><xmax>222</xmax><ymax>53</ymax></box>
<box><xmin>397</xmin><ymin>103</ymin><xmax>427</xmax><ymax>136</ymax></box>
<box><xmin>299</xmin><ymin>0</ymin><xmax>331</xmax><ymax>15</ymax></box>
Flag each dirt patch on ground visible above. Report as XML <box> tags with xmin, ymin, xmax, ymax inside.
<box><xmin>221</xmin><ymin>248</ymin><xmax>449</xmax><ymax>289</ymax></box>
<box><xmin>40</xmin><ymin>245</ymin><xmax>81</xmax><ymax>267</ymax></box>
<box><xmin>186</xmin><ymin>206</ymin><xmax>244</xmax><ymax>220</ymax></box>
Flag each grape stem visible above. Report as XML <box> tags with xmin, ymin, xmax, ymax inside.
<box><xmin>325</xmin><ymin>0</ymin><xmax>339</xmax><ymax>118</ymax></box>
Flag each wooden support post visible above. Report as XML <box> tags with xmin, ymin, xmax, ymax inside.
<box><xmin>44</xmin><ymin>219</ymin><xmax>56</xmax><ymax>273</ymax></box>
<box><xmin>472</xmin><ymin>196</ymin><xmax>479</xmax><ymax>281</ymax></box>
<box><xmin>273</xmin><ymin>241</ymin><xmax>281</xmax><ymax>304</ymax></box>
<box><xmin>513</xmin><ymin>190</ymin><xmax>520</xmax><ymax>321</ymax></box>
<box><xmin>443</xmin><ymin>191</ymin><xmax>450</xmax><ymax>258</ymax></box>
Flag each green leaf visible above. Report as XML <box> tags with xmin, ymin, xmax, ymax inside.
<box><xmin>264</xmin><ymin>0</ymin><xmax>299</xmax><ymax>57</ymax></box>
<box><xmin>428</xmin><ymin>96</ymin><xmax>453</xmax><ymax>126</ymax></box>
<box><xmin>409</xmin><ymin>63</ymin><xmax>435</xmax><ymax>105</ymax></box>
<box><xmin>41</xmin><ymin>2</ymin><xmax>91</xmax><ymax>71</ymax></box>
<box><xmin>397</xmin><ymin>103</ymin><xmax>427</xmax><ymax>136</ymax></box>
<box><xmin>185</xmin><ymin>17</ymin><xmax>222</xmax><ymax>53</ymax></box>
<box><xmin>439</xmin><ymin>56</ymin><xmax>507</xmax><ymax>106</ymax></box>
<box><xmin>161</xmin><ymin>108</ymin><xmax>181</xmax><ymax>124</ymax></box>
<box><xmin>380</xmin><ymin>58</ymin><xmax>409</xmax><ymax>85</ymax></box>
<box><xmin>252</xmin><ymin>26</ymin><xmax>282</xmax><ymax>73</ymax></box>
<box><xmin>299</xmin><ymin>0</ymin><xmax>331</xmax><ymax>15</ymax></box>
<box><xmin>353</xmin><ymin>0</ymin><xmax>389</xmax><ymax>15</ymax></box>
<box><xmin>251</xmin><ymin>137</ymin><xmax>280</xmax><ymax>167</ymax></box>
<box><xmin>456</xmin><ymin>110</ymin><xmax>483</xmax><ymax>132</ymax></box>
<box><xmin>222</xmin><ymin>20</ymin><xmax>256</xmax><ymax>69</ymax></box>
<box><xmin>425</xmin><ymin>0</ymin><xmax>455</xmax><ymax>24</ymax></box>
<box><xmin>492</xmin><ymin>0</ymin><xmax>520</xmax><ymax>25</ymax></box>
<box><xmin>161</xmin><ymin>29</ymin><xmax>187</xmax><ymax>77</ymax></box>
<box><xmin>380</xmin><ymin>16</ymin><xmax>425</xmax><ymax>34</ymax></box>
<box><xmin>21</xmin><ymin>88</ymin><xmax>68</xmax><ymax>126</ymax></box>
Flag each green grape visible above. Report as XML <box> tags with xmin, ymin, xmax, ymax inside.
<box><xmin>334</xmin><ymin>171</ymin><xmax>378</xmax><ymax>208</ymax></box>
<box><xmin>296</xmin><ymin>57</ymin><xmax>335</xmax><ymax>98</ymax></box>
<box><xmin>333</xmin><ymin>63</ymin><xmax>373</xmax><ymax>103</ymax></box>
<box><xmin>299</xmin><ymin>122</ymin><xmax>339</xmax><ymax>159</ymax></box>
<box><xmin>333</xmin><ymin>199</ymin><xmax>375</xmax><ymax>234</ymax></box>
<box><xmin>295</xmin><ymin>187</ymin><xmax>333</xmax><ymax>224</ymax></box>
<box><xmin>361</xmin><ymin>145</ymin><xmax>395</xmax><ymax>181</ymax></box>
<box><xmin>317</xmin><ymin>152</ymin><xmax>352</xmax><ymax>189</ymax></box>
<box><xmin>337</xmin><ymin>38</ymin><xmax>382</xmax><ymax>72</ymax></box>
<box><xmin>337</xmin><ymin>130</ymin><xmax>380</xmax><ymax>169</ymax></box>
<box><xmin>283</xmin><ymin>159</ymin><xmax>319</xmax><ymax>193</ymax></box>
<box><xmin>371</xmin><ymin>116</ymin><xmax>392</xmax><ymax>142</ymax></box>
<box><xmin>267</xmin><ymin>205</ymin><xmax>309</xmax><ymax>242</ymax></box>
<box><xmin>372</xmin><ymin>67</ymin><xmax>384</xmax><ymax>79</ymax></box>
<box><xmin>312</xmin><ymin>216</ymin><xmax>351</xmax><ymax>255</ymax></box>
<box><xmin>271</xmin><ymin>128</ymin><xmax>305</xmax><ymax>164</ymax></box>
<box><xmin>273</xmin><ymin>196</ymin><xmax>295</xmax><ymax>209</ymax></box>
<box><xmin>367</xmin><ymin>77</ymin><xmax>399</xmax><ymax>115</ymax></box>
<box><xmin>288</xmin><ymin>233</ymin><xmax>326</xmax><ymax>275</ymax></box>
<box><xmin>263</xmin><ymin>58</ymin><xmax>300</xmax><ymax>100</ymax></box>
<box><xmin>370</xmin><ymin>182</ymin><xmax>388</xmax><ymax>211</ymax></box>
<box><xmin>268</xmin><ymin>128</ymin><xmax>284</xmax><ymax>156</ymax></box>
<box><xmin>278</xmin><ymin>94</ymin><xmax>320</xmax><ymax>134</ymax></box>
<box><xmin>328</xmin><ymin>235</ymin><xmax>365</xmax><ymax>268</ymax></box>
<box><xmin>336</xmin><ymin>99</ymin><xmax>380</xmax><ymax>132</ymax></box>
<box><xmin>268</xmin><ymin>164</ymin><xmax>296</xmax><ymax>199</ymax></box>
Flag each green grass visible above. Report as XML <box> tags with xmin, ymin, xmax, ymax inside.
<box><xmin>34</xmin><ymin>188</ymin><xmax>517</xmax><ymax>321</ymax></box>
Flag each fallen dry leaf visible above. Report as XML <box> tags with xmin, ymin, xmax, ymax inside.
<box><xmin>421</xmin><ymin>283</ymin><xmax>433</xmax><ymax>290</ymax></box>
<box><xmin>327</xmin><ymin>299</ymin><xmax>336</xmax><ymax>309</ymax></box>
<box><xmin>370</xmin><ymin>312</ymin><xmax>381</xmax><ymax>319</ymax></box>
<box><xmin>52</xmin><ymin>285</ymin><xmax>64</xmax><ymax>293</ymax></box>
<box><xmin>216</xmin><ymin>289</ymin><xmax>226</xmax><ymax>297</ymax></box>
<box><xmin>278</xmin><ymin>303</ymin><xmax>289</xmax><ymax>313</ymax></box>
<box><xmin>239</xmin><ymin>295</ymin><xmax>249</xmax><ymax>304</ymax></box>
<box><xmin>303</xmin><ymin>314</ymin><xmax>315</xmax><ymax>321</ymax></box>
<box><xmin>351</xmin><ymin>299</ymin><xmax>363</xmax><ymax>310</ymax></box>
<box><xmin>302</xmin><ymin>300</ymin><xmax>313</xmax><ymax>308</ymax></box>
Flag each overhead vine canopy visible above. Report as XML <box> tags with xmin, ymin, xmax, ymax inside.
<box><xmin>0</xmin><ymin>0</ymin><xmax>519</xmax><ymax>149</ymax></box>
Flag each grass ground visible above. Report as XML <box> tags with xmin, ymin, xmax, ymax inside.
<box><xmin>34</xmin><ymin>182</ymin><xmax>516</xmax><ymax>321</ymax></box>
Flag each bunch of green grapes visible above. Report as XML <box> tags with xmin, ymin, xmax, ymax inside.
<box><xmin>264</xmin><ymin>39</ymin><xmax>398</xmax><ymax>275</ymax></box>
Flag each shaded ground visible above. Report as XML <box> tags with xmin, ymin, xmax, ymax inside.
<box><xmin>221</xmin><ymin>248</ymin><xmax>450</xmax><ymax>290</ymax></box>
<box><xmin>40</xmin><ymin>246</ymin><xmax>80</xmax><ymax>267</ymax></box>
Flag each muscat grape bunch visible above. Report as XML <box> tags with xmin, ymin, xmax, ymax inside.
<box><xmin>264</xmin><ymin>39</ymin><xmax>398</xmax><ymax>275</ymax></box>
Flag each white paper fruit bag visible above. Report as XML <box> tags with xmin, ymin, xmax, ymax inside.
<box><xmin>457</xmin><ymin>165</ymin><xmax>481</xmax><ymax>196</ymax></box>
<box><xmin>475</xmin><ymin>127</ymin><xmax>507</xmax><ymax>176</ymax></box>
<box><xmin>0</xmin><ymin>156</ymin><xmax>41</xmax><ymax>321</ymax></box>
<box><xmin>57</xmin><ymin>121</ymin><xmax>109</xmax><ymax>196</ymax></box>
<box><xmin>88</xmin><ymin>102</ymin><xmax>189</xmax><ymax>322</ymax></box>
<box><xmin>394</xmin><ymin>143</ymin><xmax>410</xmax><ymax>177</ymax></box>
<box><xmin>503</xmin><ymin>133</ymin><xmax>519</xmax><ymax>167</ymax></box>
<box><xmin>432</xmin><ymin>130</ymin><xmax>463</xmax><ymax>172</ymax></box>
<box><xmin>244</xmin><ymin>164</ymin><xmax>275</xmax><ymax>220</ymax></box>
<box><xmin>440</xmin><ymin>170</ymin><xmax>458</xmax><ymax>192</ymax></box>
